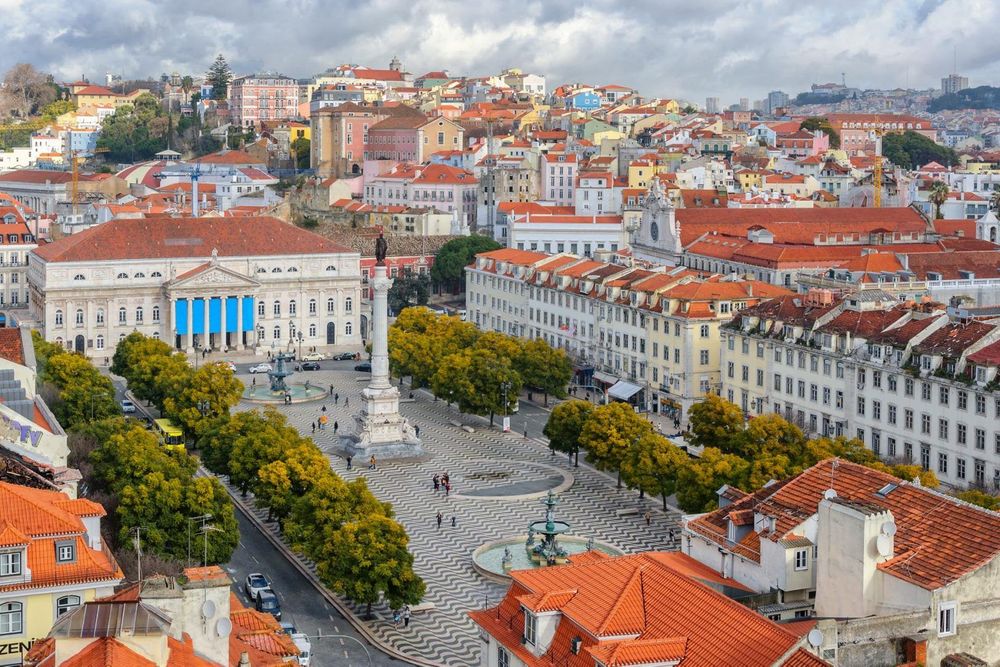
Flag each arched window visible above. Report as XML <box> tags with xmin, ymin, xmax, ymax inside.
<box><xmin>56</xmin><ymin>595</ymin><xmax>80</xmax><ymax>618</ymax></box>
<box><xmin>152</xmin><ymin>306</ymin><xmax>160</xmax><ymax>322</ymax></box>
<box><xmin>116</xmin><ymin>272</ymin><xmax>128</xmax><ymax>279</ymax></box>
<box><xmin>152</xmin><ymin>331</ymin><xmax>159</xmax><ymax>339</ymax></box>
<box><xmin>309</xmin><ymin>323</ymin><xmax>316</xmax><ymax>337</ymax></box>
<box><xmin>289</xmin><ymin>300</ymin><xmax>297</xmax><ymax>316</ymax></box>
<box><xmin>327</xmin><ymin>298</ymin><xmax>335</xmax><ymax>313</ymax></box>
<box><xmin>273</xmin><ymin>325</ymin><xmax>281</xmax><ymax>340</ymax></box>
<box><xmin>325</xmin><ymin>265</ymin><xmax>337</xmax><ymax>272</ymax></box>
<box><xmin>75</xmin><ymin>309</ymin><xmax>84</xmax><ymax>326</ymax></box>
<box><xmin>345</xmin><ymin>321</ymin><xmax>353</xmax><ymax>336</ymax></box>
<box><xmin>273</xmin><ymin>301</ymin><xmax>281</xmax><ymax>316</ymax></box>
<box><xmin>55</xmin><ymin>337</ymin><xmax>63</xmax><ymax>346</ymax></box>
<box><xmin>271</xmin><ymin>267</ymin><xmax>282</xmax><ymax>273</ymax></box>
<box><xmin>309</xmin><ymin>299</ymin><xmax>317</xmax><ymax>314</ymax></box>
<box><xmin>55</xmin><ymin>310</ymin><xmax>63</xmax><ymax>325</ymax></box>
<box><xmin>287</xmin><ymin>267</ymin><xmax>298</xmax><ymax>273</ymax></box>
<box><xmin>119</xmin><ymin>333</ymin><xmax>126</xmax><ymax>342</ymax></box>
<box><xmin>73</xmin><ymin>274</ymin><xmax>85</xmax><ymax>281</ymax></box>
<box><xmin>151</xmin><ymin>271</ymin><xmax>162</xmax><ymax>278</ymax></box>
<box><xmin>0</xmin><ymin>601</ymin><xmax>23</xmax><ymax>634</ymax></box>
<box><xmin>135</xmin><ymin>306</ymin><xmax>143</xmax><ymax>323</ymax></box>
<box><xmin>345</xmin><ymin>297</ymin><xmax>353</xmax><ymax>313</ymax></box>
<box><xmin>134</xmin><ymin>272</ymin><xmax>145</xmax><ymax>278</ymax></box>
<box><xmin>96</xmin><ymin>308</ymin><xmax>105</xmax><ymax>324</ymax></box>
<box><xmin>95</xmin><ymin>335</ymin><xmax>104</xmax><ymax>350</ymax></box>
<box><xmin>257</xmin><ymin>301</ymin><xmax>265</xmax><ymax>317</ymax></box>
<box><xmin>256</xmin><ymin>267</ymin><xmax>267</xmax><ymax>274</ymax></box>
<box><xmin>118</xmin><ymin>307</ymin><xmax>127</xmax><ymax>324</ymax></box>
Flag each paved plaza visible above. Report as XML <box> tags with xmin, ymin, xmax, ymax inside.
<box><xmin>237</xmin><ymin>368</ymin><xmax>682</xmax><ymax>665</ymax></box>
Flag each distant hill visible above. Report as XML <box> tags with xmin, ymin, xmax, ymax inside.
<box><xmin>928</xmin><ymin>85</ymin><xmax>1000</xmax><ymax>112</ymax></box>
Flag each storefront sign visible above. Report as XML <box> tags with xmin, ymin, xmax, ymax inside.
<box><xmin>0</xmin><ymin>414</ymin><xmax>43</xmax><ymax>448</ymax></box>
<box><xmin>0</xmin><ymin>639</ymin><xmax>34</xmax><ymax>655</ymax></box>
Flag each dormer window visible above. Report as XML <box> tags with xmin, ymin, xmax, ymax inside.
<box><xmin>56</xmin><ymin>541</ymin><xmax>75</xmax><ymax>563</ymax></box>
<box><xmin>0</xmin><ymin>551</ymin><xmax>21</xmax><ymax>576</ymax></box>
<box><xmin>524</xmin><ymin>611</ymin><xmax>538</xmax><ymax>645</ymax></box>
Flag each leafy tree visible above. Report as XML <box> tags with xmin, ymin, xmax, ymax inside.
<box><xmin>799</xmin><ymin>116</ymin><xmax>840</xmax><ymax>149</ymax></box>
<box><xmin>254</xmin><ymin>439</ymin><xmax>330</xmax><ymax>524</ymax></box>
<box><xmin>517</xmin><ymin>338</ymin><xmax>572</xmax><ymax>406</ymax></box>
<box><xmin>687</xmin><ymin>394</ymin><xmax>744</xmax><ymax>452</ymax></box>
<box><xmin>621</xmin><ymin>433</ymin><xmax>689</xmax><ymax>510</ymax></box>
<box><xmin>317</xmin><ymin>515</ymin><xmax>425</xmax><ymax>617</ymax></box>
<box><xmin>96</xmin><ymin>94</ymin><xmax>170</xmax><ymax>162</ymax></box>
<box><xmin>39</xmin><ymin>99</ymin><xmax>75</xmax><ymax>121</ymax></box>
<box><xmin>291</xmin><ymin>137</ymin><xmax>310</xmax><ymax>169</ymax></box>
<box><xmin>928</xmin><ymin>180</ymin><xmax>950</xmax><ymax>220</ymax></box>
<box><xmin>227</xmin><ymin>409</ymin><xmax>300</xmax><ymax>494</ymax></box>
<box><xmin>543</xmin><ymin>400</ymin><xmax>593</xmax><ymax>465</ymax></box>
<box><xmin>430</xmin><ymin>350</ymin><xmax>475</xmax><ymax>409</ymax></box>
<box><xmin>674</xmin><ymin>447</ymin><xmax>750</xmax><ymax>513</ymax></box>
<box><xmin>955</xmin><ymin>489</ymin><xmax>1000</xmax><ymax>510</ymax></box>
<box><xmin>390</xmin><ymin>309</ymin><xmax>479</xmax><ymax>388</ymax></box>
<box><xmin>882</xmin><ymin>130</ymin><xmax>958</xmax><ymax>170</ymax></box>
<box><xmin>387</xmin><ymin>273</ymin><xmax>431</xmax><ymax>315</ymax></box>
<box><xmin>927</xmin><ymin>85</ymin><xmax>1000</xmax><ymax>113</ymax></box>
<box><xmin>733</xmin><ymin>413</ymin><xmax>807</xmax><ymax>462</ymax></box>
<box><xmin>206</xmin><ymin>55</ymin><xmax>233</xmax><ymax>100</ymax></box>
<box><xmin>430</xmin><ymin>235</ymin><xmax>501</xmax><ymax>292</ymax></box>
<box><xmin>163</xmin><ymin>362</ymin><xmax>243</xmax><ymax>438</ymax></box>
<box><xmin>32</xmin><ymin>331</ymin><xmax>66</xmax><ymax>377</ymax></box>
<box><xmin>578</xmin><ymin>402</ymin><xmax>653</xmax><ymax>487</ymax></box>
<box><xmin>44</xmin><ymin>354</ymin><xmax>117</xmax><ymax>429</ymax></box>
<box><xmin>284</xmin><ymin>475</ymin><xmax>391</xmax><ymax>559</ymax></box>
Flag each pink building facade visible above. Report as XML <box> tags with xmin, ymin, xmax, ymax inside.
<box><xmin>228</xmin><ymin>74</ymin><xmax>299</xmax><ymax>127</ymax></box>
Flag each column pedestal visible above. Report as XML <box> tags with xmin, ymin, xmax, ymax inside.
<box><xmin>342</xmin><ymin>264</ymin><xmax>423</xmax><ymax>460</ymax></box>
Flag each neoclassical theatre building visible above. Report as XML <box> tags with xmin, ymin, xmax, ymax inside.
<box><xmin>27</xmin><ymin>216</ymin><xmax>363</xmax><ymax>361</ymax></box>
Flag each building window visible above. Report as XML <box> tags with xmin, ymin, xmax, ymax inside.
<box><xmin>700</xmin><ymin>324</ymin><xmax>710</xmax><ymax>338</ymax></box>
<box><xmin>0</xmin><ymin>551</ymin><xmax>21</xmax><ymax>577</ymax></box>
<box><xmin>699</xmin><ymin>350</ymin><xmax>709</xmax><ymax>365</ymax></box>
<box><xmin>957</xmin><ymin>457</ymin><xmax>967</xmax><ymax>479</ymax></box>
<box><xmin>938</xmin><ymin>601</ymin><xmax>957</xmax><ymax>637</ymax></box>
<box><xmin>524</xmin><ymin>611</ymin><xmax>538</xmax><ymax>644</ymax></box>
<box><xmin>345</xmin><ymin>297</ymin><xmax>353</xmax><ymax>313</ymax></box>
<box><xmin>309</xmin><ymin>299</ymin><xmax>317</xmax><ymax>314</ymax></box>
<box><xmin>0</xmin><ymin>602</ymin><xmax>22</xmax><ymax>635</ymax></box>
<box><xmin>497</xmin><ymin>646</ymin><xmax>510</xmax><ymax>667</ymax></box>
<box><xmin>135</xmin><ymin>306</ymin><xmax>144</xmax><ymax>323</ymax></box>
<box><xmin>56</xmin><ymin>542</ymin><xmax>75</xmax><ymax>563</ymax></box>
<box><xmin>75</xmin><ymin>309</ymin><xmax>84</xmax><ymax>326</ymax></box>
<box><xmin>345</xmin><ymin>322</ymin><xmax>353</xmax><ymax>336</ymax></box>
<box><xmin>289</xmin><ymin>300</ymin><xmax>297</xmax><ymax>316</ymax></box>
<box><xmin>327</xmin><ymin>298</ymin><xmax>335</xmax><ymax>313</ymax></box>
<box><xmin>56</xmin><ymin>595</ymin><xmax>80</xmax><ymax>618</ymax></box>
<box><xmin>96</xmin><ymin>335</ymin><xmax>104</xmax><ymax>350</ymax></box>
<box><xmin>794</xmin><ymin>548</ymin><xmax>808</xmax><ymax>571</ymax></box>
<box><xmin>55</xmin><ymin>309</ymin><xmax>63</xmax><ymax>326</ymax></box>
<box><xmin>273</xmin><ymin>325</ymin><xmax>281</xmax><ymax>340</ymax></box>
<box><xmin>96</xmin><ymin>308</ymin><xmax>104</xmax><ymax>324</ymax></box>
<box><xmin>273</xmin><ymin>301</ymin><xmax>281</xmax><ymax>316</ymax></box>
<box><xmin>152</xmin><ymin>306</ymin><xmax>160</xmax><ymax>322</ymax></box>
<box><xmin>118</xmin><ymin>307</ymin><xmax>127</xmax><ymax>324</ymax></box>
<box><xmin>309</xmin><ymin>323</ymin><xmax>316</xmax><ymax>337</ymax></box>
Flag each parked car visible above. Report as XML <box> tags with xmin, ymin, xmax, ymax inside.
<box><xmin>301</xmin><ymin>352</ymin><xmax>325</xmax><ymax>361</ymax></box>
<box><xmin>244</xmin><ymin>573</ymin><xmax>271</xmax><ymax>601</ymax></box>
<box><xmin>218</xmin><ymin>361</ymin><xmax>237</xmax><ymax>372</ymax></box>
<box><xmin>255</xmin><ymin>589</ymin><xmax>281</xmax><ymax>620</ymax></box>
<box><xmin>280</xmin><ymin>623</ymin><xmax>312</xmax><ymax>666</ymax></box>
<box><xmin>354</xmin><ymin>361</ymin><xmax>372</xmax><ymax>372</ymax></box>
<box><xmin>120</xmin><ymin>399</ymin><xmax>136</xmax><ymax>414</ymax></box>
<box><xmin>301</xmin><ymin>361</ymin><xmax>320</xmax><ymax>371</ymax></box>
<box><xmin>249</xmin><ymin>363</ymin><xmax>272</xmax><ymax>374</ymax></box>
<box><xmin>331</xmin><ymin>352</ymin><xmax>355</xmax><ymax>361</ymax></box>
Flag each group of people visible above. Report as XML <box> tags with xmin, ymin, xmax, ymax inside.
<box><xmin>435</xmin><ymin>511</ymin><xmax>456</xmax><ymax>529</ymax></box>
<box><xmin>391</xmin><ymin>605</ymin><xmax>412</xmax><ymax>628</ymax></box>
<box><xmin>432</xmin><ymin>472</ymin><xmax>452</xmax><ymax>496</ymax></box>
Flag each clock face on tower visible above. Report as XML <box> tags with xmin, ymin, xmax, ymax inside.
<box><xmin>650</xmin><ymin>221</ymin><xmax>659</xmax><ymax>242</ymax></box>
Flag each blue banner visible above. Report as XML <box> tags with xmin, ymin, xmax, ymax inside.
<box><xmin>176</xmin><ymin>299</ymin><xmax>189</xmax><ymax>335</ymax></box>
<box><xmin>242</xmin><ymin>297</ymin><xmax>254</xmax><ymax>332</ymax></box>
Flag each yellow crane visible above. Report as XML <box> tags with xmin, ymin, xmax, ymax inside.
<box><xmin>870</xmin><ymin>117</ymin><xmax>885</xmax><ymax>208</ymax></box>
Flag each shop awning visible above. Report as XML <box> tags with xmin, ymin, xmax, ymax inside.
<box><xmin>593</xmin><ymin>371</ymin><xmax>619</xmax><ymax>385</ymax></box>
<box><xmin>608</xmin><ymin>380</ymin><xmax>643</xmax><ymax>401</ymax></box>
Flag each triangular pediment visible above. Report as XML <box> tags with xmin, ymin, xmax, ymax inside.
<box><xmin>167</xmin><ymin>262</ymin><xmax>260</xmax><ymax>290</ymax></box>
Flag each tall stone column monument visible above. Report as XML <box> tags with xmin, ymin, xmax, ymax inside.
<box><xmin>343</xmin><ymin>234</ymin><xmax>423</xmax><ymax>459</ymax></box>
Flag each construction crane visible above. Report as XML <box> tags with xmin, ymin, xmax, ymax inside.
<box><xmin>869</xmin><ymin>118</ymin><xmax>885</xmax><ymax>208</ymax></box>
<box><xmin>153</xmin><ymin>163</ymin><xmax>204</xmax><ymax>216</ymax></box>
<box><xmin>70</xmin><ymin>147</ymin><xmax>109</xmax><ymax>216</ymax></box>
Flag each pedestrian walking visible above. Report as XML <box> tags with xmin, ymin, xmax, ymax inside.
<box><xmin>442</xmin><ymin>472</ymin><xmax>450</xmax><ymax>486</ymax></box>
<box><xmin>346</xmin><ymin>456</ymin><xmax>352</xmax><ymax>470</ymax></box>
<box><xmin>450</xmin><ymin>516</ymin><xmax>456</xmax><ymax>528</ymax></box>
<box><xmin>393</xmin><ymin>609</ymin><xmax>401</xmax><ymax>628</ymax></box>
<box><xmin>329</xmin><ymin>384</ymin><xmax>334</xmax><ymax>396</ymax></box>
<box><xmin>252</xmin><ymin>377</ymin><xmax>256</xmax><ymax>387</ymax></box>
<box><xmin>436</xmin><ymin>511</ymin><xmax>443</xmax><ymax>529</ymax></box>
<box><xmin>311</xmin><ymin>422</ymin><xmax>316</xmax><ymax>434</ymax></box>
<box><xmin>335</xmin><ymin>393</ymin><xmax>339</xmax><ymax>404</ymax></box>
<box><xmin>523</xmin><ymin>426</ymin><xmax>528</xmax><ymax>438</ymax></box>
<box><xmin>643</xmin><ymin>511</ymin><xmax>652</xmax><ymax>527</ymax></box>
<box><xmin>444</xmin><ymin>481</ymin><xmax>451</xmax><ymax>496</ymax></box>
<box><xmin>433</xmin><ymin>474</ymin><xmax>440</xmax><ymax>491</ymax></box>
<box><xmin>333</xmin><ymin>420</ymin><xmax>339</xmax><ymax>434</ymax></box>
<box><xmin>415</xmin><ymin>424</ymin><xmax>421</xmax><ymax>438</ymax></box>
<box><xmin>369</xmin><ymin>454</ymin><xmax>376</xmax><ymax>470</ymax></box>
<box><xmin>668</xmin><ymin>528</ymin><xmax>675</xmax><ymax>544</ymax></box>
<box><xmin>345</xmin><ymin>397</ymin><xmax>349</xmax><ymax>408</ymax></box>
<box><xmin>403</xmin><ymin>605</ymin><xmax>411</xmax><ymax>628</ymax></box>
<box><xmin>322</xmin><ymin>405</ymin><xmax>327</xmax><ymax>413</ymax></box>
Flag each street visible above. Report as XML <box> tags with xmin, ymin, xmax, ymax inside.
<box><xmin>226</xmin><ymin>508</ymin><xmax>401</xmax><ymax>667</ymax></box>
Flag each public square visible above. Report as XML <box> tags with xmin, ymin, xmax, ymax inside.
<box><xmin>233</xmin><ymin>362</ymin><xmax>681</xmax><ymax>665</ymax></box>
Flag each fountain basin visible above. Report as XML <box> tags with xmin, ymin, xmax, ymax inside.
<box><xmin>242</xmin><ymin>383</ymin><xmax>328</xmax><ymax>404</ymax></box>
<box><xmin>472</xmin><ymin>535</ymin><xmax>625</xmax><ymax>583</ymax></box>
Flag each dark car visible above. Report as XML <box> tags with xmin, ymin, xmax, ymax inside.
<box><xmin>332</xmin><ymin>352</ymin><xmax>355</xmax><ymax>361</ymax></box>
<box><xmin>255</xmin><ymin>589</ymin><xmax>281</xmax><ymax>620</ymax></box>
<box><xmin>301</xmin><ymin>361</ymin><xmax>320</xmax><ymax>371</ymax></box>
<box><xmin>354</xmin><ymin>361</ymin><xmax>372</xmax><ymax>372</ymax></box>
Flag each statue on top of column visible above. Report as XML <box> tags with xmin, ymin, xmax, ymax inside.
<box><xmin>374</xmin><ymin>233</ymin><xmax>388</xmax><ymax>265</ymax></box>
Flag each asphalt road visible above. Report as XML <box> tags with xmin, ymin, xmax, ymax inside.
<box><xmin>227</xmin><ymin>508</ymin><xmax>401</xmax><ymax>667</ymax></box>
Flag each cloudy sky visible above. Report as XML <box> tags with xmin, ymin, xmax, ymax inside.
<box><xmin>1</xmin><ymin>0</ymin><xmax>998</xmax><ymax>103</ymax></box>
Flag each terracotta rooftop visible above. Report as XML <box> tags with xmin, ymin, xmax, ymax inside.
<box><xmin>33</xmin><ymin>216</ymin><xmax>353</xmax><ymax>263</ymax></box>
<box><xmin>191</xmin><ymin>149</ymin><xmax>263</xmax><ymax>165</ymax></box>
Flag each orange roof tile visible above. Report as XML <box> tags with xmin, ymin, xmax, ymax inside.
<box><xmin>588</xmin><ymin>637</ymin><xmax>688</xmax><ymax>666</ymax></box>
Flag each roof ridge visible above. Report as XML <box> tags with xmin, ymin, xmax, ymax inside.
<box><xmin>596</xmin><ymin>562</ymin><xmax>646</xmax><ymax>635</ymax></box>
<box><xmin>0</xmin><ymin>482</ymin><xmax>81</xmax><ymax>535</ymax></box>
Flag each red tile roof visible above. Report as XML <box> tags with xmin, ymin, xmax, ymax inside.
<box><xmin>191</xmin><ymin>149</ymin><xmax>263</xmax><ymax>165</ymax></box>
<box><xmin>688</xmin><ymin>459</ymin><xmax>1000</xmax><ymax>590</ymax></box>
<box><xmin>0</xmin><ymin>169</ymin><xmax>77</xmax><ymax>185</ymax></box>
<box><xmin>33</xmin><ymin>216</ymin><xmax>352</xmax><ymax>263</ymax></box>
<box><xmin>0</xmin><ymin>328</ymin><xmax>25</xmax><ymax>365</ymax></box>
<box><xmin>470</xmin><ymin>551</ymin><xmax>825</xmax><ymax>667</ymax></box>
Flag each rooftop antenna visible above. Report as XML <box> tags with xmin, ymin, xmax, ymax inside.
<box><xmin>841</xmin><ymin>72</ymin><xmax>846</xmax><ymax>88</ymax></box>
<box><xmin>131</xmin><ymin>526</ymin><xmax>145</xmax><ymax>582</ymax></box>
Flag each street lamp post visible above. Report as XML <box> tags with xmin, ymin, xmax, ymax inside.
<box><xmin>297</xmin><ymin>331</ymin><xmax>304</xmax><ymax>362</ymax></box>
<box><xmin>89</xmin><ymin>391</ymin><xmax>112</xmax><ymax>420</ymax></box>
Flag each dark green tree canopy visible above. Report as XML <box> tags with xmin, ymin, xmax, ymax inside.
<box><xmin>206</xmin><ymin>54</ymin><xmax>233</xmax><ymax>100</ymax></box>
<box><xmin>882</xmin><ymin>130</ymin><xmax>958</xmax><ymax>170</ymax></box>
<box><xmin>430</xmin><ymin>235</ymin><xmax>501</xmax><ymax>291</ymax></box>
<box><xmin>799</xmin><ymin>117</ymin><xmax>840</xmax><ymax>149</ymax></box>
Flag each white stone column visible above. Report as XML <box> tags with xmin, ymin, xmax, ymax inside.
<box><xmin>203</xmin><ymin>297</ymin><xmax>210</xmax><ymax>350</ymax></box>
<box><xmin>185</xmin><ymin>299</ymin><xmax>194</xmax><ymax>353</ymax></box>
<box><xmin>235</xmin><ymin>295</ymin><xmax>244</xmax><ymax>350</ymax></box>
<box><xmin>169</xmin><ymin>297</ymin><xmax>177</xmax><ymax>350</ymax></box>
<box><xmin>370</xmin><ymin>265</ymin><xmax>392</xmax><ymax>390</ymax></box>
<box><xmin>220</xmin><ymin>296</ymin><xmax>228</xmax><ymax>352</ymax></box>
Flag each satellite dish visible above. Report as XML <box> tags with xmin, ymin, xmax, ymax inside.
<box><xmin>881</xmin><ymin>520</ymin><xmax>897</xmax><ymax>536</ymax></box>
<box><xmin>216</xmin><ymin>617</ymin><xmax>233</xmax><ymax>638</ymax></box>
<box><xmin>876</xmin><ymin>534</ymin><xmax>893</xmax><ymax>557</ymax></box>
<box><xmin>201</xmin><ymin>600</ymin><xmax>216</xmax><ymax>620</ymax></box>
<box><xmin>823</xmin><ymin>489</ymin><xmax>838</xmax><ymax>500</ymax></box>
<box><xmin>807</xmin><ymin>628</ymin><xmax>824</xmax><ymax>648</ymax></box>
